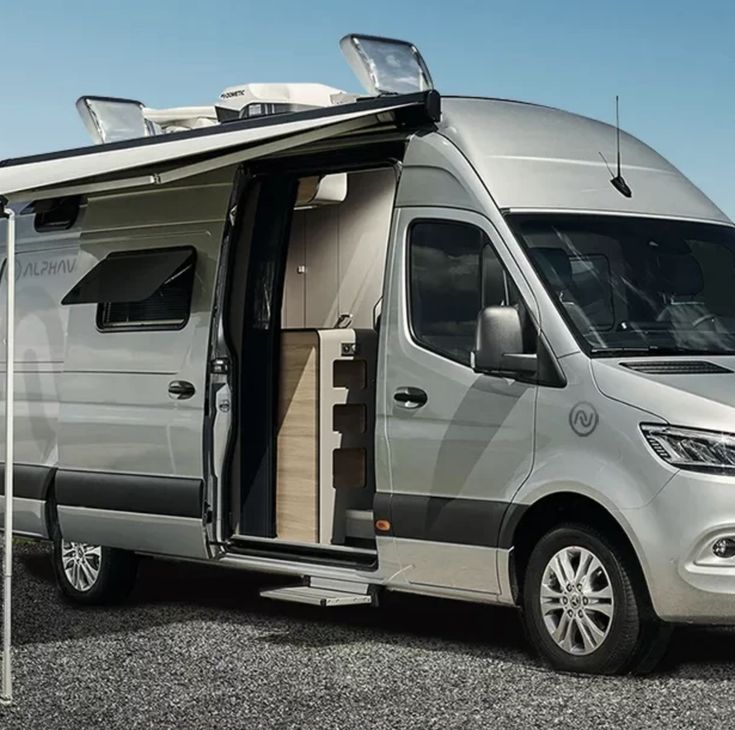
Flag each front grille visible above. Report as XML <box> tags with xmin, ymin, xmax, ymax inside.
<box><xmin>621</xmin><ymin>361</ymin><xmax>732</xmax><ymax>375</ymax></box>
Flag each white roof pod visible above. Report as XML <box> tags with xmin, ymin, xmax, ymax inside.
<box><xmin>215</xmin><ymin>83</ymin><xmax>356</xmax><ymax>122</ymax></box>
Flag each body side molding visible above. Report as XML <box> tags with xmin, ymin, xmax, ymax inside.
<box><xmin>374</xmin><ymin>492</ymin><xmax>528</xmax><ymax>549</ymax></box>
<box><xmin>56</xmin><ymin>470</ymin><xmax>203</xmax><ymax>519</ymax></box>
<box><xmin>0</xmin><ymin>464</ymin><xmax>55</xmax><ymax>501</ymax></box>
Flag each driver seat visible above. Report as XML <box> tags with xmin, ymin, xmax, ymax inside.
<box><xmin>655</xmin><ymin>253</ymin><xmax>710</xmax><ymax>328</ymax></box>
<box><xmin>529</xmin><ymin>247</ymin><xmax>591</xmax><ymax>332</ymax></box>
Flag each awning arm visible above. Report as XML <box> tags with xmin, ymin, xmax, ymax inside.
<box><xmin>154</xmin><ymin>111</ymin><xmax>380</xmax><ymax>186</ymax></box>
<box><xmin>0</xmin><ymin>195</ymin><xmax>14</xmax><ymax>706</ymax></box>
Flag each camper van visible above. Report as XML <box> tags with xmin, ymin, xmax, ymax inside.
<box><xmin>1</xmin><ymin>34</ymin><xmax>735</xmax><ymax>676</ymax></box>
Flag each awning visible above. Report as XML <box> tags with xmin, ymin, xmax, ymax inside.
<box><xmin>61</xmin><ymin>247</ymin><xmax>195</xmax><ymax>305</ymax></box>
<box><xmin>0</xmin><ymin>91</ymin><xmax>439</xmax><ymax>203</ymax></box>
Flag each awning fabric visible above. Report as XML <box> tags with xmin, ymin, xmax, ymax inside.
<box><xmin>61</xmin><ymin>247</ymin><xmax>194</xmax><ymax>304</ymax></box>
<box><xmin>0</xmin><ymin>92</ymin><xmax>439</xmax><ymax>202</ymax></box>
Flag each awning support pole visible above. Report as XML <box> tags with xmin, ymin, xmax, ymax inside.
<box><xmin>0</xmin><ymin>196</ymin><xmax>14</xmax><ymax>706</ymax></box>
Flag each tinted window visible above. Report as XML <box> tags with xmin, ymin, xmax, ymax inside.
<box><xmin>508</xmin><ymin>214</ymin><xmax>735</xmax><ymax>355</ymax></box>
<box><xmin>30</xmin><ymin>196</ymin><xmax>82</xmax><ymax>232</ymax></box>
<box><xmin>97</xmin><ymin>255</ymin><xmax>195</xmax><ymax>331</ymax></box>
<box><xmin>409</xmin><ymin>220</ymin><xmax>525</xmax><ymax>365</ymax></box>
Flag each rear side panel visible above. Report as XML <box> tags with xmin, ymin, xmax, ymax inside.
<box><xmin>0</xmin><ymin>206</ymin><xmax>84</xmax><ymax>537</ymax></box>
<box><xmin>55</xmin><ymin>170</ymin><xmax>233</xmax><ymax>557</ymax></box>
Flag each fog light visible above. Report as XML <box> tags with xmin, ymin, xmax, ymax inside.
<box><xmin>712</xmin><ymin>538</ymin><xmax>735</xmax><ymax>558</ymax></box>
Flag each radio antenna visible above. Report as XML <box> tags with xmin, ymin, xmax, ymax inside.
<box><xmin>610</xmin><ymin>94</ymin><xmax>632</xmax><ymax>198</ymax></box>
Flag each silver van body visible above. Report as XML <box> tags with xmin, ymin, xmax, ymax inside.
<box><xmin>2</xmin><ymin>92</ymin><xmax>735</xmax><ymax>667</ymax></box>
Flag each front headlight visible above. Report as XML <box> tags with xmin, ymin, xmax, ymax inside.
<box><xmin>641</xmin><ymin>424</ymin><xmax>735</xmax><ymax>473</ymax></box>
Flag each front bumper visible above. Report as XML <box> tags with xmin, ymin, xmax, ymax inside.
<box><xmin>626</xmin><ymin>470</ymin><xmax>735</xmax><ymax>623</ymax></box>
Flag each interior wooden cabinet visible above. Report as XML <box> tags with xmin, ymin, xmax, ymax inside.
<box><xmin>276</xmin><ymin>329</ymin><xmax>377</xmax><ymax>545</ymax></box>
<box><xmin>276</xmin><ymin>331</ymin><xmax>319</xmax><ymax>543</ymax></box>
<box><xmin>274</xmin><ymin>165</ymin><xmax>394</xmax><ymax>548</ymax></box>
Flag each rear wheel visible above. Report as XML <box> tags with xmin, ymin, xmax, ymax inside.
<box><xmin>52</xmin><ymin>524</ymin><xmax>139</xmax><ymax>605</ymax></box>
<box><xmin>522</xmin><ymin>523</ymin><xmax>664</xmax><ymax>675</ymax></box>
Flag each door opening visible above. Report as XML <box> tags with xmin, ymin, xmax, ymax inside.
<box><xmin>239</xmin><ymin>175</ymin><xmax>299</xmax><ymax>537</ymax></box>
<box><xmin>224</xmin><ymin>151</ymin><xmax>399</xmax><ymax>560</ymax></box>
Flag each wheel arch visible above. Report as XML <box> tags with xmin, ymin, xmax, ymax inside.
<box><xmin>505</xmin><ymin>492</ymin><xmax>654</xmax><ymax>614</ymax></box>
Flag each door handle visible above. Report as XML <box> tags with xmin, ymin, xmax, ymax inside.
<box><xmin>168</xmin><ymin>380</ymin><xmax>196</xmax><ymax>400</ymax></box>
<box><xmin>393</xmin><ymin>386</ymin><xmax>428</xmax><ymax>409</ymax></box>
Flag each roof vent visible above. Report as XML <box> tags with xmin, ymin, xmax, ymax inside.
<box><xmin>621</xmin><ymin>361</ymin><xmax>732</xmax><ymax>375</ymax></box>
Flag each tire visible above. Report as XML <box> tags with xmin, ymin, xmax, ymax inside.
<box><xmin>522</xmin><ymin>523</ymin><xmax>652</xmax><ymax>675</ymax></box>
<box><xmin>52</xmin><ymin>524</ymin><xmax>139</xmax><ymax>605</ymax></box>
<box><xmin>630</xmin><ymin>617</ymin><xmax>673</xmax><ymax>674</ymax></box>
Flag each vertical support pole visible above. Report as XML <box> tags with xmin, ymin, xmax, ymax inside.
<box><xmin>1</xmin><ymin>201</ymin><xmax>15</xmax><ymax>706</ymax></box>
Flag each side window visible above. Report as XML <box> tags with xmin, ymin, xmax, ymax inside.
<box><xmin>97</xmin><ymin>261</ymin><xmax>195</xmax><ymax>331</ymax></box>
<box><xmin>62</xmin><ymin>246</ymin><xmax>196</xmax><ymax>331</ymax></box>
<box><xmin>409</xmin><ymin>220</ymin><xmax>529</xmax><ymax>366</ymax></box>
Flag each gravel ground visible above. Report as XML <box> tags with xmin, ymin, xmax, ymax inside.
<box><xmin>1</xmin><ymin>542</ymin><xmax>735</xmax><ymax>729</ymax></box>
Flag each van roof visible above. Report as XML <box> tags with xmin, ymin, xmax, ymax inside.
<box><xmin>439</xmin><ymin>97</ymin><xmax>730</xmax><ymax>223</ymax></box>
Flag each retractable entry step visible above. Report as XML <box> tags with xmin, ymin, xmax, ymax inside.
<box><xmin>260</xmin><ymin>578</ymin><xmax>374</xmax><ymax>607</ymax></box>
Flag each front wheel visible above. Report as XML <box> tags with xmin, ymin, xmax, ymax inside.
<box><xmin>52</xmin><ymin>524</ymin><xmax>139</xmax><ymax>605</ymax></box>
<box><xmin>522</xmin><ymin>523</ymin><xmax>663</xmax><ymax>675</ymax></box>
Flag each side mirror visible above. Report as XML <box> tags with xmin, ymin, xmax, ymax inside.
<box><xmin>472</xmin><ymin>306</ymin><xmax>537</xmax><ymax>376</ymax></box>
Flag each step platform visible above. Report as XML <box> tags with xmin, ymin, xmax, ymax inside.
<box><xmin>260</xmin><ymin>578</ymin><xmax>374</xmax><ymax>607</ymax></box>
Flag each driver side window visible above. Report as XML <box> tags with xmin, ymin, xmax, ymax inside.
<box><xmin>408</xmin><ymin>219</ymin><xmax>532</xmax><ymax>366</ymax></box>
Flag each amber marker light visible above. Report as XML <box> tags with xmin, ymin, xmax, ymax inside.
<box><xmin>375</xmin><ymin>519</ymin><xmax>391</xmax><ymax>532</ymax></box>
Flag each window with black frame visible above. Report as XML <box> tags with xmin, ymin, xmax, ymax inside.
<box><xmin>408</xmin><ymin>219</ymin><xmax>533</xmax><ymax>366</ymax></box>
<box><xmin>97</xmin><ymin>262</ymin><xmax>195</xmax><ymax>330</ymax></box>
<box><xmin>62</xmin><ymin>246</ymin><xmax>196</xmax><ymax>331</ymax></box>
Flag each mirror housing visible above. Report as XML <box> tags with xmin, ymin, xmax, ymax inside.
<box><xmin>472</xmin><ymin>306</ymin><xmax>537</xmax><ymax>376</ymax></box>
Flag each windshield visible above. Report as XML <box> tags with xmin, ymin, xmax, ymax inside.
<box><xmin>507</xmin><ymin>214</ymin><xmax>735</xmax><ymax>356</ymax></box>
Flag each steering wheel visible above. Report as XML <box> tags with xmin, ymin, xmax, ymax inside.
<box><xmin>692</xmin><ymin>313</ymin><xmax>718</xmax><ymax>329</ymax></box>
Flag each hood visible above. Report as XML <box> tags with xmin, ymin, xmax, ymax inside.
<box><xmin>592</xmin><ymin>356</ymin><xmax>735</xmax><ymax>431</ymax></box>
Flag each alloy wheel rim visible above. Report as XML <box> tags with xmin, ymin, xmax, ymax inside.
<box><xmin>61</xmin><ymin>540</ymin><xmax>102</xmax><ymax>592</ymax></box>
<box><xmin>539</xmin><ymin>545</ymin><xmax>615</xmax><ymax>656</ymax></box>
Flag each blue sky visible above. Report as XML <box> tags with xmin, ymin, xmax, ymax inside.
<box><xmin>1</xmin><ymin>0</ymin><xmax>733</xmax><ymax>217</ymax></box>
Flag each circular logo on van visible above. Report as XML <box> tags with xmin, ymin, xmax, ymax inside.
<box><xmin>569</xmin><ymin>402</ymin><xmax>598</xmax><ymax>437</ymax></box>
